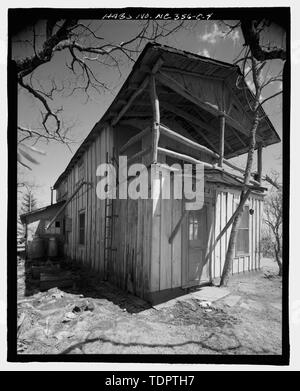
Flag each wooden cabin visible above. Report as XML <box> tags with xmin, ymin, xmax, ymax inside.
<box><xmin>20</xmin><ymin>201</ymin><xmax>66</xmax><ymax>259</ymax></box>
<box><xmin>35</xmin><ymin>44</ymin><xmax>280</xmax><ymax>303</ymax></box>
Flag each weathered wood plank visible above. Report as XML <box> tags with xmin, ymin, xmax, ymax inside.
<box><xmin>160</xmin><ymin>173</ymin><xmax>172</xmax><ymax>291</ymax></box>
<box><xmin>256</xmin><ymin>198</ymin><xmax>260</xmax><ymax>271</ymax></box>
<box><xmin>171</xmin><ymin>177</ymin><xmax>182</xmax><ymax>288</ymax></box>
<box><xmin>111</xmin><ymin>77</ymin><xmax>150</xmax><ymax>127</ymax></box>
<box><xmin>95</xmin><ymin>133</ymin><xmax>101</xmax><ymax>273</ymax></box>
<box><xmin>150</xmin><ymin>169</ymin><xmax>161</xmax><ymax>292</ymax></box>
<box><xmin>205</xmin><ymin>203</ymin><xmax>214</xmax><ymax>281</ymax></box>
<box><xmin>160</xmin><ymin>124</ymin><xmax>219</xmax><ymax>159</ymax></box>
<box><xmin>214</xmin><ymin>191</ymin><xmax>221</xmax><ymax>278</ymax></box>
<box><xmin>220</xmin><ymin>192</ymin><xmax>226</xmax><ymax>276</ymax></box>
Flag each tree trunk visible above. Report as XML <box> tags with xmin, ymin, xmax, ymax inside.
<box><xmin>220</xmin><ymin>109</ymin><xmax>260</xmax><ymax>287</ymax></box>
<box><xmin>219</xmin><ymin>201</ymin><xmax>243</xmax><ymax>286</ymax></box>
<box><xmin>276</xmin><ymin>256</ymin><xmax>282</xmax><ymax>277</ymax></box>
<box><xmin>275</xmin><ymin>237</ymin><xmax>282</xmax><ymax>276</ymax></box>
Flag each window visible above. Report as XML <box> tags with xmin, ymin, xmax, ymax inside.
<box><xmin>236</xmin><ymin>205</ymin><xmax>250</xmax><ymax>256</ymax></box>
<box><xmin>79</xmin><ymin>212</ymin><xmax>85</xmax><ymax>245</ymax></box>
<box><xmin>189</xmin><ymin>214</ymin><xmax>199</xmax><ymax>241</ymax></box>
<box><xmin>62</xmin><ymin>180</ymin><xmax>67</xmax><ymax>196</ymax></box>
<box><xmin>45</xmin><ymin>220</ymin><xmax>60</xmax><ymax>234</ymax></box>
<box><xmin>75</xmin><ymin>159</ymin><xmax>85</xmax><ymax>186</ymax></box>
<box><xmin>79</xmin><ymin>162</ymin><xmax>84</xmax><ymax>181</ymax></box>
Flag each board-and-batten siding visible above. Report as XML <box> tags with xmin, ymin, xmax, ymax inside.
<box><xmin>211</xmin><ymin>188</ymin><xmax>263</xmax><ymax>278</ymax></box>
<box><xmin>149</xmin><ymin>174</ymin><xmax>216</xmax><ymax>294</ymax></box>
<box><xmin>150</xmin><ymin>169</ymin><xmax>183</xmax><ymax>293</ymax></box>
<box><xmin>111</xmin><ymin>197</ymin><xmax>153</xmax><ymax>298</ymax></box>
<box><xmin>57</xmin><ymin>122</ymin><xmax>264</xmax><ymax>298</ymax></box>
<box><xmin>63</xmin><ymin>125</ymin><xmax>113</xmax><ymax>272</ymax></box>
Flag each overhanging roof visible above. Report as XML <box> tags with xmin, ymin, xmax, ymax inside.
<box><xmin>54</xmin><ymin>43</ymin><xmax>281</xmax><ymax>189</ymax></box>
<box><xmin>20</xmin><ymin>200</ymin><xmax>66</xmax><ymax>224</ymax></box>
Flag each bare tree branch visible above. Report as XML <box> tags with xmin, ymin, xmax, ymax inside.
<box><xmin>241</xmin><ymin>20</ymin><xmax>286</xmax><ymax>61</ymax></box>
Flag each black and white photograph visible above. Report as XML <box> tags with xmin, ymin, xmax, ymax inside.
<box><xmin>1</xmin><ymin>1</ymin><xmax>296</xmax><ymax>373</ymax></box>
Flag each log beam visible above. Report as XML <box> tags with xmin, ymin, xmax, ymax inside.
<box><xmin>111</xmin><ymin>77</ymin><xmax>149</xmax><ymax>127</ymax></box>
<box><xmin>157</xmin><ymin>146</ymin><xmax>221</xmax><ymax>170</ymax></box>
<box><xmin>119</xmin><ymin>127</ymin><xmax>150</xmax><ymax>154</ymax></box>
<box><xmin>159</xmin><ymin>124</ymin><xmax>219</xmax><ymax>159</ymax></box>
<box><xmin>160</xmin><ymin>100</ymin><xmax>234</xmax><ymax>153</ymax></box>
<box><xmin>160</xmin><ymin>101</ymin><xmax>219</xmax><ymax>151</ymax></box>
<box><xmin>150</xmin><ymin>74</ymin><xmax>160</xmax><ymax>163</ymax></box>
<box><xmin>159</xmin><ymin>123</ymin><xmax>253</xmax><ymax>177</ymax></box>
<box><xmin>157</xmin><ymin>70</ymin><xmax>263</xmax><ymax>143</ymax></box>
<box><xmin>111</xmin><ymin>58</ymin><xmax>163</xmax><ymax>127</ymax></box>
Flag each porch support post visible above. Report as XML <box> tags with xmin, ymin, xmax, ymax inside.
<box><xmin>218</xmin><ymin>114</ymin><xmax>225</xmax><ymax>167</ymax></box>
<box><xmin>257</xmin><ymin>143</ymin><xmax>263</xmax><ymax>184</ymax></box>
<box><xmin>150</xmin><ymin>74</ymin><xmax>160</xmax><ymax>163</ymax></box>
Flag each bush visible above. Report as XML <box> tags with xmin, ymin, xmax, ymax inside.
<box><xmin>260</xmin><ymin>236</ymin><xmax>274</xmax><ymax>258</ymax></box>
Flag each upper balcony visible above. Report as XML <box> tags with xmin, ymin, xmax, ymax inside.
<box><xmin>53</xmin><ymin>43</ymin><xmax>280</xmax><ymax>192</ymax></box>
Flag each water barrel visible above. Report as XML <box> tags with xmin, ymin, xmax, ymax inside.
<box><xmin>29</xmin><ymin>236</ymin><xmax>44</xmax><ymax>259</ymax></box>
<box><xmin>48</xmin><ymin>237</ymin><xmax>58</xmax><ymax>258</ymax></box>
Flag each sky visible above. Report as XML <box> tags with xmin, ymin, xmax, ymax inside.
<box><xmin>14</xmin><ymin>19</ymin><xmax>284</xmax><ymax>207</ymax></box>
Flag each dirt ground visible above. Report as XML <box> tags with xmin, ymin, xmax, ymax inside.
<box><xmin>17</xmin><ymin>257</ymin><xmax>282</xmax><ymax>355</ymax></box>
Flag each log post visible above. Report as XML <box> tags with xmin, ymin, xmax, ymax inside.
<box><xmin>257</xmin><ymin>143</ymin><xmax>263</xmax><ymax>184</ymax></box>
<box><xmin>149</xmin><ymin>74</ymin><xmax>160</xmax><ymax>163</ymax></box>
<box><xmin>218</xmin><ymin>114</ymin><xmax>225</xmax><ymax>167</ymax></box>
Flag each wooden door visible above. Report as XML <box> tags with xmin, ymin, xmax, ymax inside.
<box><xmin>183</xmin><ymin>205</ymin><xmax>209</xmax><ymax>287</ymax></box>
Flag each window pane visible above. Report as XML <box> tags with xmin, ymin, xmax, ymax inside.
<box><xmin>236</xmin><ymin>229</ymin><xmax>249</xmax><ymax>255</ymax></box>
<box><xmin>189</xmin><ymin>221</ymin><xmax>193</xmax><ymax>240</ymax></box>
<box><xmin>194</xmin><ymin>221</ymin><xmax>198</xmax><ymax>239</ymax></box>
<box><xmin>79</xmin><ymin>213</ymin><xmax>85</xmax><ymax>244</ymax></box>
<box><xmin>239</xmin><ymin>206</ymin><xmax>249</xmax><ymax>229</ymax></box>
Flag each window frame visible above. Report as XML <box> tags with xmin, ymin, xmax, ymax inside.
<box><xmin>235</xmin><ymin>204</ymin><xmax>250</xmax><ymax>257</ymax></box>
<box><xmin>45</xmin><ymin>219</ymin><xmax>60</xmax><ymax>235</ymax></box>
<box><xmin>78</xmin><ymin>210</ymin><xmax>85</xmax><ymax>246</ymax></box>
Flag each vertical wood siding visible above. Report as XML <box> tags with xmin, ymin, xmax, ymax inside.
<box><xmin>211</xmin><ymin>187</ymin><xmax>264</xmax><ymax>278</ymax></box>
<box><xmin>60</xmin><ymin>122</ymin><xmax>264</xmax><ymax>298</ymax></box>
<box><xmin>63</xmin><ymin>124</ymin><xmax>113</xmax><ymax>273</ymax></box>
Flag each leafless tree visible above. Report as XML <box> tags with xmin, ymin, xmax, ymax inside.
<box><xmin>17</xmin><ymin>180</ymin><xmax>39</xmax><ymax>243</ymax></box>
<box><xmin>220</xmin><ymin>19</ymin><xmax>285</xmax><ymax>286</ymax></box>
<box><xmin>263</xmin><ymin>172</ymin><xmax>282</xmax><ymax>276</ymax></box>
<box><xmin>13</xmin><ymin>19</ymin><xmax>184</xmax><ymax>168</ymax></box>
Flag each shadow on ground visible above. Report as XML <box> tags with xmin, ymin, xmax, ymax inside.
<box><xmin>20</xmin><ymin>256</ymin><xmax>152</xmax><ymax>314</ymax></box>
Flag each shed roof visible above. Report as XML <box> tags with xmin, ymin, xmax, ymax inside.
<box><xmin>54</xmin><ymin>43</ymin><xmax>280</xmax><ymax>189</ymax></box>
<box><xmin>204</xmin><ymin>168</ymin><xmax>266</xmax><ymax>193</ymax></box>
<box><xmin>20</xmin><ymin>200</ymin><xmax>66</xmax><ymax>224</ymax></box>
